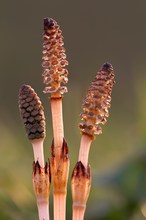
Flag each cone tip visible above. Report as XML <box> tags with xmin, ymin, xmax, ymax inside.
<box><xmin>44</xmin><ymin>17</ymin><xmax>54</xmax><ymax>30</ymax></box>
<box><xmin>101</xmin><ymin>62</ymin><xmax>113</xmax><ymax>71</ymax></box>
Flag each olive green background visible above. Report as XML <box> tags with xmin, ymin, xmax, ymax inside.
<box><xmin>1</xmin><ymin>0</ymin><xmax>146</xmax><ymax>219</ymax></box>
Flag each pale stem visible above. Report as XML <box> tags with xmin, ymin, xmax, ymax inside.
<box><xmin>37</xmin><ymin>201</ymin><xmax>50</xmax><ymax>220</ymax></box>
<box><xmin>50</xmin><ymin>97</ymin><xmax>64</xmax><ymax>159</ymax></box>
<box><xmin>72</xmin><ymin>206</ymin><xmax>85</xmax><ymax>220</ymax></box>
<box><xmin>78</xmin><ymin>134</ymin><xmax>92</xmax><ymax>168</ymax></box>
<box><xmin>54</xmin><ymin>193</ymin><xmax>66</xmax><ymax>220</ymax></box>
<box><xmin>32</xmin><ymin>139</ymin><xmax>45</xmax><ymax>168</ymax></box>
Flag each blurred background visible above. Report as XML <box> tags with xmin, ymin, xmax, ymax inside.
<box><xmin>1</xmin><ymin>0</ymin><xmax>146</xmax><ymax>219</ymax></box>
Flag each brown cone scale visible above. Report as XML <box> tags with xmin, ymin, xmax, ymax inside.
<box><xmin>80</xmin><ymin>63</ymin><xmax>115</xmax><ymax>138</ymax></box>
<box><xmin>42</xmin><ymin>17</ymin><xmax>68</xmax><ymax>96</ymax></box>
<box><xmin>18</xmin><ymin>84</ymin><xmax>46</xmax><ymax>140</ymax></box>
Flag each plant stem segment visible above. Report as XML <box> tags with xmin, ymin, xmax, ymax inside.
<box><xmin>78</xmin><ymin>134</ymin><xmax>92</xmax><ymax>169</ymax></box>
<box><xmin>51</xmin><ymin>139</ymin><xmax>69</xmax><ymax>220</ymax></box>
<box><xmin>37</xmin><ymin>202</ymin><xmax>50</xmax><ymax>220</ymax></box>
<box><xmin>71</xmin><ymin>162</ymin><xmax>91</xmax><ymax>220</ymax></box>
<box><xmin>50</xmin><ymin>96</ymin><xmax>64</xmax><ymax>160</ymax></box>
<box><xmin>31</xmin><ymin>139</ymin><xmax>45</xmax><ymax>168</ymax></box>
<box><xmin>72</xmin><ymin>132</ymin><xmax>92</xmax><ymax>220</ymax></box>
<box><xmin>33</xmin><ymin>161</ymin><xmax>51</xmax><ymax>220</ymax></box>
<box><xmin>72</xmin><ymin>207</ymin><xmax>85</xmax><ymax>220</ymax></box>
<box><xmin>54</xmin><ymin>193</ymin><xmax>66</xmax><ymax>220</ymax></box>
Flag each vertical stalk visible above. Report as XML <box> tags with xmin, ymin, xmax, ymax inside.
<box><xmin>33</xmin><ymin>162</ymin><xmax>51</xmax><ymax>220</ymax></box>
<box><xmin>50</xmin><ymin>98</ymin><xmax>68</xmax><ymax>220</ymax></box>
<box><xmin>72</xmin><ymin>207</ymin><xmax>85</xmax><ymax>220</ymax></box>
<box><xmin>78</xmin><ymin>134</ymin><xmax>92</xmax><ymax>168</ymax></box>
<box><xmin>50</xmin><ymin>95</ymin><xmax>68</xmax><ymax>220</ymax></box>
<box><xmin>50</xmin><ymin>96</ymin><xmax>64</xmax><ymax>161</ymax></box>
<box><xmin>42</xmin><ymin>17</ymin><xmax>69</xmax><ymax>220</ymax></box>
<box><xmin>37</xmin><ymin>202</ymin><xmax>50</xmax><ymax>220</ymax></box>
<box><xmin>32</xmin><ymin>139</ymin><xmax>45</xmax><ymax>168</ymax></box>
<box><xmin>72</xmin><ymin>134</ymin><xmax>92</xmax><ymax>219</ymax></box>
<box><xmin>51</xmin><ymin>138</ymin><xmax>69</xmax><ymax>220</ymax></box>
<box><xmin>72</xmin><ymin>63</ymin><xmax>115</xmax><ymax>220</ymax></box>
<box><xmin>54</xmin><ymin>193</ymin><xmax>66</xmax><ymax>220</ymax></box>
<box><xmin>71</xmin><ymin>162</ymin><xmax>91</xmax><ymax>220</ymax></box>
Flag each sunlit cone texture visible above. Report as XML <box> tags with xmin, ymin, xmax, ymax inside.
<box><xmin>42</xmin><ymin>17</ymin><xmax>68</xmax><ymax>96</ymax></box>
<box><xmin>19</xmin><ymin>85</ymin><xmax>46</xmax><ymax>140</ymax></box>
<box><xmin>80</xmin><ymin>63</ymin><xmax>115</xmax><ymax>138</ymax></box>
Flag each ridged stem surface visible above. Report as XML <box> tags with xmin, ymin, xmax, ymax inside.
<box><xmin>32</xmin><ymin>139</ymin><xmax>45</xmax><ymax>168</ymax></box>
<box><xmin>78</xmin><ymin>134</ymin><xmax>92</xmax><ymax>168</ymax></box>
<box><xmin>71</xmin><ymin>162</ymin><xmax>91</xmax><ymax>220</ymax></box>
<box><xmin>37</xmin><ymin>202</ymin><xmax>50</xmax><ymax>220</ymax></box>
<box><xmin>51</xmin><ymin>139</ymin><xmax>69</xmax><ymax>220</ymax></box>
<box><xmin>50</xmin><ymin>97</ymin><xmax>64</xmax><ymax>161</ymax></box>
<box><xmin>72</xmin><ymin>207</ymin><xmax>85</xmax><ymax>220</ymax></box>
<box><xmin>33</xmin><ymin>162</ymin><xmax>50</xmax><ymax>220</ymax></box>
<box><xmin>54</xmin><ymin>193</ymin><xmax>66</xmax><ymax>220</ymax></box>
